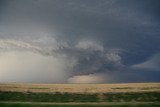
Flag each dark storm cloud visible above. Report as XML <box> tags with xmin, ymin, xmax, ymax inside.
<box><xmin>0</xmin><ymin>0</ymin><xmax>160</xmax><ymax>83</ymax></box>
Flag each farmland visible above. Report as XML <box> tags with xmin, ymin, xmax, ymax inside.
<box><xmin>0</xmin><ymin>83</ymin><xmax>160</xmax><ymax>93</ymax></box>
<box><xmin>0</xmin><ymin>102</ymin><xmax>160</xmax><ymax>107</ymax></box>
<box><xmin>0</xmin><ymin>83</ymin><xmax>160</xmax><ymax>107</ymax></box>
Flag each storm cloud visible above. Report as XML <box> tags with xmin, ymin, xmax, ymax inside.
<box><xmin>0</xmin><ymin>0</ymin><xmax>160</xmax><ymax>83</ymax></box>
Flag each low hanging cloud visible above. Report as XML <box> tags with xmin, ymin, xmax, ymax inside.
<box><xmin>0</xmin><ymin>51</ymin><xmax>76</xmax><ymax>83</ymax></box>
<box><xmin>67</xmin><ymin>71</ymin><xmax>119</xmax><ymax>84</ymax></box>
<box><xmin>132</xmin><ymin>53</ymin><xmax>160</xmax><ymax>70</ymax></box>
<box><xmin>0</xmin><ymin>37</ymin><xmax>123</xmax><ymax>83</ymax></box>
<box><xmin>0</xmin><ymin>39</ymin><xmax>39</xmax><ymax>49</ymax></box>
<box><xmin>67</xmin><ymin>74</ymin><xmax>105</xmax><ymax>84</ymax></box>
<box><xmin>75</xmin><ymin>40</ymin><xmax>104</xmax><ymax>51</ymax></box>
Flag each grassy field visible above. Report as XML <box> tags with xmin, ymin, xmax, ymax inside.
<box><xmin>0</xmin><ymin>102</ymin><xmax>160</xmax><ymax>107</ymax></box>
<box><xmin>0</xmin><ymin>83</ymin><xmax>160</xmax><ymax>106</ymax></box>
<box><xmin>0</xmin><ymin>83</ymin><xmax>160</xmax><ymax>93</ymax></box>
<box><xmin>0</xmin><ymin>91</ymin><xmax>160</xmax><ymax>102</ymax></box>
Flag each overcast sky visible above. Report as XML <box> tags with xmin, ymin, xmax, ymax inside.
<box><xmin>0</xmin><ymin>0</ymin><xmax>160</xmax><ymax>83</ymax></box>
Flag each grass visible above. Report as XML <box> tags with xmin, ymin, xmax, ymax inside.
<box><xmin>103</xmin><ymin>92</ymin><xmax>160</xmax><ymax>102</ymax></box>
<box><xmin>0</xmin><ymin>91</ymin><xmax>160</xmax><ymax>102</ymax></box>
<box><xmin>139</xmin><ymin>87</ymin><xmax>160</xmax><ymax>90</ymax></box>
<box><xmin>0</xmin><ymin>103</ymin><xmax>160</xmax><ymax>107</ymax></box>
<box><xmin>1</xmin><ymin>83</ymin><xmax>160</xmax><ymax>93</ymax></box>
<box><xmin>0</xmin><ymin>92</ymin><xmax>98</xmax><ymax>102</ymax></box>
<box><xmin>111</xmin><ymin>87</ymin><xmax>133</xmax><ymax>90</ymax></box>
<box><xmin>29</xmin><ymin>88</ymin><xmax>50</xmax><ymax>90</ymax></box>
<box><xmin>0</xmin><ymin>83</ymin><xmax>160</xmax><ymax>106</ymax></box>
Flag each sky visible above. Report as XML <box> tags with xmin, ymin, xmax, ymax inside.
<box><xmin>0</xmin><ymin>0</ymin><xmax>160</xmax><ymax>83</ymax></box>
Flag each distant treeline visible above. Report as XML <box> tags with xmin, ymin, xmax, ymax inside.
<box><xmin>0</xmin><ymin>91</ymin><xmax>160</xmax><ymax>102</ymax></box>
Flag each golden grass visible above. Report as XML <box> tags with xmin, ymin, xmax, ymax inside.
<box><xmin>0</xmin><ymin>83</ymin><xmax>160</xmax><ymax>93</ymax></box>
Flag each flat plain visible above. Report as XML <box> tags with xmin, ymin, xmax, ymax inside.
<box><xmin>0</xmin><ymin>83</ymin><xmax>160</xmax><ymax>107</ymax></box>
<box><xmin>0</xmin><ymin>83</ymin><xmax>160</xmax><ymax>93</ymax></box>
